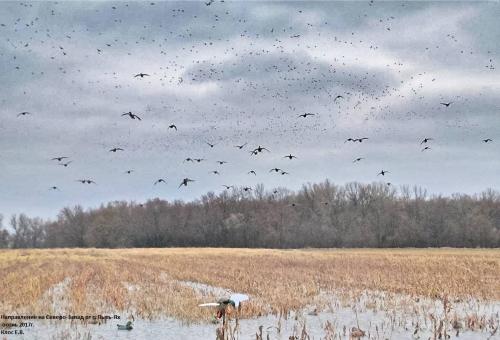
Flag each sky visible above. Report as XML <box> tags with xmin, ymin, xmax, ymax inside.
<box><xmin>0</xmin><ymin>1</ymin><xmax>499</xmax><ymax>220</ymax></box>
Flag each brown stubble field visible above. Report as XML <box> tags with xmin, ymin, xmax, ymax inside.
<box><xmin>0</xmin><ymin>248</ymin><xmax>498</xmax><ymax>323</ymax></box>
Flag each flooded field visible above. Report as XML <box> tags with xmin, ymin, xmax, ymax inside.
<box><xmin>0</xmin><ymin>248</ymin><xmax>499</xmax><ymax>339</ymax></box>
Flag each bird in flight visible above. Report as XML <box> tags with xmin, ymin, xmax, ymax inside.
<box><xmin>420</xmin><ymin>138</ymin><xmax>433</xmax><ymax>144</ymax></box>
<box><xmin>234</xmin><ymin>143</ymin><xmax>247</xmax><ymax>149</ymax></box>
<box><xmin>251</xmin><ymin>146</ymin><xmax>270</xmax><ymax>154</ymax></box>
<box><xmin>334</xmin><ymin>95</ymin><xmax>343</xmax><ymax>102</ymax></box>
<box><xmin>280</xmin><ymin>171</ymin><xmax>289</xmax><ymax>175</ymax></box>
<box><xmin>440</xmin><ymin>102</ymin><xmax>452</xmax><ymax>107</ymax></box>
<box><xmin>345</xmin><ymin>138</ymin><xmax>368</xmax><ymax>143</ymax></box>
<box><xmin>216</xmin><ymin>161</ymin><xmax>228</xmax><ymax>165</ymax></box>
<box><xmin>206</xmin><ymin>142</ymin><xmax>215</xmax><ymax>148</ymax></box>
<box><xmin>109</xmin><ymin>147</ymin><xmax>124</xmax><ymax>152</ymax></box>
<box><xmin>222</xmin><ymin>185</ymin><xmax>233</xmax><ymax>190</ymax></box>
<box><xmin>377</xmin><ymin>170</ymin><xmax>389</xmax><ymax>176</ymax></box>
<box><xmin>353</xmin><ymin>157</ymin><xmax>364</xmax><ymax>163</ymax></box>
<box><xmin>59</xmin><ymin>161</ymin><xmax>72</xmax><ymax>167</ymax></box>
<box><xmin>49</xmin><ymin>186</ymin><xmax>60</xmax><ymax>191</ymax></box>
<box><xmin>483</xmin><ymin>138</ymin><xmax>493</xmax><ymax>143</ymax></box>
<box><xmin>298</xmin><ymin>113</ymin><xmax>315</xmax><ymax>118</ymax></box>
<box><xmin>17</xmin><ymin>111</ymin><xmax>31</xmax><ymax>117</ymax></box>
<box><xmin>243</xmin><ymin>187</ymin><xmax>252</xmax><ymax>192</ymax></box>
<box><xmin>284</xmin><ymin>154</ymin><xmax>297</xmax><ymax>160</ymax></box>
<box><xmin>209</xmin><ymin>170</ymin><xmax>220</xmax><ymax>175</ymax></box>
<box><xmin>421</xmin><ymin>146</ymin><xmax>431</xmax><ymax>152</ymax></box>
<box><xmin>124</xmin><ymin>170</ymin><xmax>134</xmax><ymax>174</ymax></box>
<box><xmin>194</xmin><ymin>158</ymin><xmax>205</xmax><ymax>163</ymax></box>
<box><xmin>154</xmin><ymin>178</ymin><xmax>167</xmax><ymax>185</ymax></box>
<box><xmin>205</xmin><ymin>0</ymin><xmax>214</xmax><ymax>5</ymax></box>
<box><xmin>134</xmin><ymin>73</ymin><xmax>150</xmax><ymax>78</ymax></box>
<box><xmin>179</xmin><ymin>178</ymin><xmax>195</xmax><ymax>187</ymax></box>
<box><xmin>76</xmin><ymin>179</ymin><xmax>96</xmax><ymax>184</ymax></box>
<box><xmin>168</xmin><ymin>124</ymin><xmax>177</xmax><ymax>130</ymax></box>
<box><xmin>248</xmin><ymin>170</ymin><xmax>257</xmax><ymax>175</ymax></box>
<box><xmin>51</xmin><ymin>156</ymin><xmax>69</xmax><ymax>162</ymax></box>
<box><xmin>122</xmin><ymin>112</ymin><xmax>141</xmax><ymax>120</ymax></box>
<box><xmin>184</xmin><ymin>158</ymin><xmax>194</xmax><ymax>163</ymax></box>
<box><xmin>269</xmin><ymin>168</ymin><xmax>281</xmax><ymax>173</ymax></box>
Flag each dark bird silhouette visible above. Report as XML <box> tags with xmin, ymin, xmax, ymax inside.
<box><xmin>353</xmin><ymin>157</ymin><xmax>364</xmax><ymax>163</ymax></box>
<box><xmin>168</xmin><ymin>124</ymin><xmax>177</xmax><ymax>130</ymax></box>
<box><xmin>122</xmin><ymin>112</ymin><xmax>141</xmax><ymax>120</ymax></box>
<box><xmin>421</xmin><ymin>146</ymin><xmax>431</xmax><ymax>152</ymax></box>
<box><xmin>248</xmin><ymin>170</ymin><xmax>256</xmax><ymax>175</ymax></box>
<box><xmin>59</xmin><ymin>161</ymin><xmax>72</xmax><ymax>167</ymax></box>
<box><xmin>179</xmin><ymin>178</ymin><xmax>195</xmax><ymax>187</ymax></box>
<box><xmin>334</xmin><ymin>95</ymin><xmax>343</xmax><ymax>102</ymax></box>
<box><xmin>206</xmin><ymin>142</ymin><xmax>215</xmax><ymax>148</ymax></box>
<box><xmin>184</xmin><ymin>158</ymin><xmax>194</xmax><ymax>162</ymax></box>
<box><xmin>154</xmin><ymin>178</ymin><xmax>167</xmax><ymax>185</ymax></box>
<box><xmin>298</xmin><ymin>113</ymin><xmax>315</xmax><ymax>118</ymax></box>
<box><xmin>251</xmin><ymin>146</ymin><xmax>270</xmax><ymax>154</ymax></box>
<box><xmin>124</xmin><ymin>170</ymin><xmax>134</xmax><ymax>174</ymax></box>
<box><xmin>269</xmin><ymin>168</ymin><xmax>281</xmax><ymax>173</ymax></box>
<box><xmin>216</xmin><ymin>161</ymin><xmax>228</xmax><ymax>165</ymax></box>
<box><xmin>235</xmin><ymin>143</ymin><xmax>247</xmax><ymax>149</ymax></box>
<box><xmin>440</xmin><ymin>102</ymin><xmax>452</xmax><ymax>107</ymax></box>
<box><xmin>222</xmin><ymin>185</ymin><xmax>233</xmax><ymax>190</ymax></box>
<box><xmin>109</xmin><ymin>148</ymin><xmax>124</xmax><ymax>152</ymax></box>
<box><xmin>377</xmin><ymin>170</ymin><xmax>389</xmax><ymax>176</ymax></box>
<box><xmin>483</xmin><ymin>138</ymin><xmax>493</xmax><ymax>143</ymax></box>
<box><xmin>51</xmin><ymin>156</ymin><xmax>69</xmax><ymax>162</ymax></box>
<box><xmin>280</xmin><ymin>171</ymin><xmax>289</xmax><ymax>175</ymax></box>
<box><xmin>205</xmin><ymin>0</ymin><xmax>214</xmax><ymax>5</ymax></box>
<box><xmin>243</xmin><ymin>187</ymin><xmax>252</xmax><ymax>192</ymax></box>
<box><xmin>17</xmin><ymin>111</ymin><xmax>31</xmax><ymax>117</ymax></box>
<box><xmin>420</xmin><ymin>138</ymin><xmax>433</xmax><ymax>144</ymax></box>
<box><xmin>49</xmin><ymin>186</ymin><xmax>60</xmax><ymax>191</ymax></box>
<box><xmin>284</xmin><ymin>154</ymin><xmax>297</xmax><ymax>160</ymax></box>
<box><xmin>356</xmin><ymin>138</ymin><xmax>369</xmax><ymax>142</ymax></box>
<box><xmin>194</xmin><ymin>158</ymin><xmax>205</xmax><ymax>163</ymax></box>
<box><xmin>134</xmin><ymin>73</ymin><xmax>149</xmax><ymax>78</ymax></box>
<box><xmin>76</xmin><ymin>179</ymin><xmax>96</xmax><ymax>184</ymax></box>
<box><xmin>209</xmin><ymin>170</ymin><xmax>220</xmax><ymax>175</ymax></box>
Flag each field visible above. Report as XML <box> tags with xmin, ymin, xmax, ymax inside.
<box><xmin>0</xmin><ymin>248</ymin><xmax>499</xmax><ymax>339</ymax></box>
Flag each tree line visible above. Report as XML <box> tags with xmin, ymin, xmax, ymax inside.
<box><xmin>1</xmin><ymin>181</ymin><xmax>499</xmax><ymax>249</ymax></box>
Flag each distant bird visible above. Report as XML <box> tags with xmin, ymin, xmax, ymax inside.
<box><xmin>280</xmin><ymin>171</ymin><xmax>289</xmax><ymax>175</ymax></box>
<box><xmin>134</xmin><ymin>73</ymin><xmax>149</xmax><ymax>78</ymax></box>
<box><xmin>440</xmin><ymin>102</ymin><xmax>452</xmax><ymax>107</ymax></box>
<box><xmin>194</xmin><ymin>158</ymin><xmax>205</xmax><ymax>163</ymax></box>
<box><xmin>298</xmin><ymin>113</ymin><xmax>315</xmax><ymax>118</ymax></box>
<box><xmin>59</xmin><ymin>161</ymin><xmax>72</xmax><ymax>167</ymax></box>
<box><xmin>420</xmin><ymin>138</ymin><xmax>433</xmax><ymax>144</ymax></box>
<box><xmin>49</xmin><ymin>186</ymin><xmax>60</xmax><ymax>191</ymax></box>
<box><xmin>154</xmin><ymin>178</ymin><xmax>167</xmax><ymax>185</ymax></box>
<box><xmin>353</xmin><ymin>157</ymin><xmax>364</xmax><ymax>163</ymax></box>
<box><xmin>334</xmin><ymin>95</ymin><xmax>344</xmax><ymax>102</ymax></box>
<box><xmin>284</xmin><ymin>154</ymin><xmax>297</xmax><ymax>160</ymax></box>
<box><xmin>251</xmin><ymin>146</ymin><xmax>270</xmax><ymax>154</ymax></box>
<box><xmin>109</xmin><ymin>147</ymin><xmax>124</xmax><ymax>152</ymax></box>
<box><xmin>235</xmin><ymin>143</ymin><xmax>247</xmax><ymax>149</ymax></box>
<box><xmin>124</xmin><ymin>170</ymin><xmax>134</xmax><ymax>174</ymax></box>
<box><xmin>51</xmin><ymin>156</ymin><xmax>69</xmax><ymax>162</ymax></box>
<box><xmin>168</xmin><ymin>124</ymin><xmax>177</xmax><ymax>130</ymax></box>
<box><xmin>345</xmin><ymin>137</ymin><xmax>368</xmax><ymax>143</ymax></box>
<box><xmin>482</xmin><ymin>138</ymin><xmax>493</xmax><ymax>143</ymax></box>
<box><xmin>222</xmin><ymin>185</ymin><xmax>233</xmax><ymax>190</ymax></box>
<box><xmin>243</xmin><ymin>187</ymin><xmax>252</xmax><ymax>192</ymax></box>
<box><xmin>378</xmin><ymin>170</ymin><xmax>389</xmax><ymax>176</ymax></box>
<box><xmin>216</xmin><ymin>161</ymin><xmax>228</xmax><ymax>165</ymax></box>
<box><xmin>421</xmin><ymin>146</ymin><xmax>431</xmax><ymax>152</ymax></box>
<box><xmin>356</xmin><ymin>137</ymin><xmax>369</xmax><ymax>142</ymax></box>
<box><xmin>76</xmin><ymin>179</ymin><xmax>96</xmax><ymax>184</ymax></box>
<box><xmin>17</xmin><ymin>111</ymin><xmax>31</xmax><ymax>117</ymax></box>
<box><xmin>210</xmin><ymin>170</ymin><xmax>220</xmax><ymax>175</ymax></box>
<box><xmin>122</xmin><ymin>112</ymin><xmax>141</xmax><ymax>120</ymax></box>
<box><xmin>248</xmin><ymin>170</ymin><xmax>257</xmax><ymax>175</ymax></box>
<box><xmin>184</xmin><ymin>158</ymin><xmax>194</xmax><ymax>162</ymax></box>
<box><xmin>269</xmin><ymin>168</ymin><xmax>281</xmax><ymax>173</ymax></box>
<box><xmin>205</xmin><ymin>0</ymin><xmax>214</xmax><ymax>5</ymax></box>
<box><xmin>206</xmin><ymin>142</ymin><xmax>215</xmax><ymax>148</ymax></box>
<box><xmin>179</xmin><ymin>178</ymin><xmax>195</xmax><ymax>187</ymax></box>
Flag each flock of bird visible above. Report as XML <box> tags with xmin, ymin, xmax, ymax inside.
<box><xmin>1</xmin><ymin>1</ymin><xmax>497</xmax><ymax>208</ymax></box>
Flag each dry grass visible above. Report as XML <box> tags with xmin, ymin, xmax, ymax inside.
<box><xmin>0</xmin><ymin>248</ymin><xmax>498</xmax><ymax>323</ymax></box>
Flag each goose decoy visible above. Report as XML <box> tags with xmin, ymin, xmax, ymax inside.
<box><xmin>251</xmin><ymin>146</ymin><xmax>270</xmax><ymax>154</ymax></box>
<box><xmin>117</xmin><ymin>321</ymin><xmax>133</xmax><ymax>331</ymax></box>
<box><xmin>179</xmin><ymin>178</ymin><xmax>195</xmax><ymax>187</ymax></box>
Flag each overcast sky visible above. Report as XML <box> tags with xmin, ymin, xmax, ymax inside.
<box><xmin>0</xmin><ymin>1</ymin><xmax>499</xmax><ymax>220</ymax></box>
